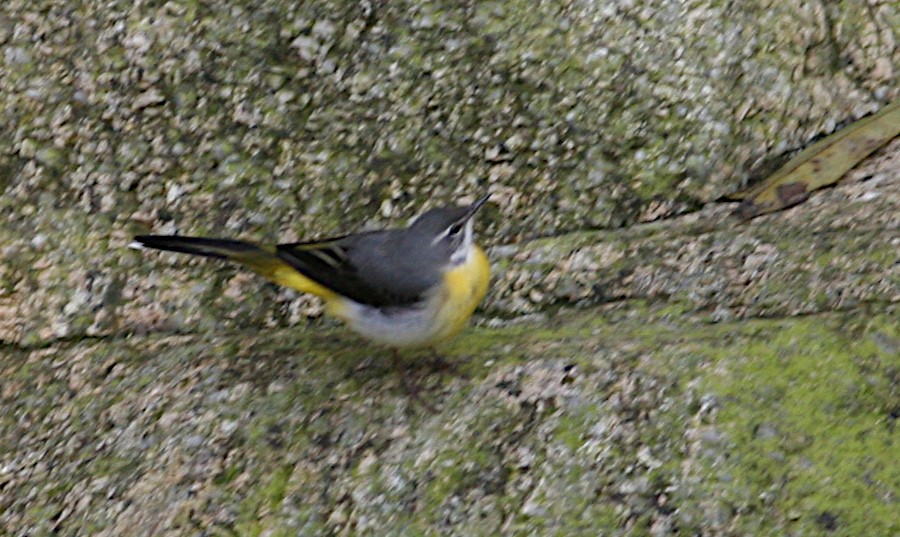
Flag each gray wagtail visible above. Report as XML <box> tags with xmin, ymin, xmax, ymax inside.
<box><xmin>130</xmin><ymin>195</ymin><xmax>491</xmax><ymax>348</ymax></box>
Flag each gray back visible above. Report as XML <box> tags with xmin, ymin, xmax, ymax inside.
<box><xmin>275</xmin><ymin>206</ymin><xmax>468</xmax><ymax>308</ymax></box>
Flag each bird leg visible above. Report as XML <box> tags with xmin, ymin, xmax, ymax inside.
<box><xmin>425</xmin><ymin>347</ymin><xmax>467</xmax><ymax>378</ymax></box>
<box><xmin>392</xmin><ymin>351</ymin><xmax>438</xmax><ymax>413</ymax></box>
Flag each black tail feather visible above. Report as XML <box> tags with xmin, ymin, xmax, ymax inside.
<box><xmin>133</xmin><ymin>235</ymin><xmax>263</xmax><ymax>260</ymax></box>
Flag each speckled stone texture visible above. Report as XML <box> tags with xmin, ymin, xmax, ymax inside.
<box><xmin>1</xmin><ymin>0</ymin><xmax>897</xmax><ymax>535</ymax></box>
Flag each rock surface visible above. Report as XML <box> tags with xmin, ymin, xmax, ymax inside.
<box><xmin>1</xmin><ymin>1</ymin><xmax>897</xmax><ymax>535</ymax></box>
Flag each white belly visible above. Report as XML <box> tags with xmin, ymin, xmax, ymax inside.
<box><xmin>337</xmin><ymin>295</ymin><xmax>445</xmax><ymax>348</ymax></box>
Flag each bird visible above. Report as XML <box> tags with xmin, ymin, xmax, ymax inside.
<box><xmin>130</xmin><ymin>195</ymin><xmax>491</xmax><ymax>349</ymax></box>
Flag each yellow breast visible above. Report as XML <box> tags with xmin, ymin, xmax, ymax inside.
<box><xmin>433</xmin><ymin>245</ymin><xmax>491</xmax><ymax>343</ymax></box>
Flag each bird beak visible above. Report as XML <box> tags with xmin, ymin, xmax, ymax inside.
<box><xmin>466</xmin><ymin>194</ymin><xmax>491</xmax><ymax>217</ymax></box>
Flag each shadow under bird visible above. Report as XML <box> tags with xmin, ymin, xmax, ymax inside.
<box><xmin>131</xmin><ymin>195</ymin><xmax>491</xmax><ymax>348</ymax></box>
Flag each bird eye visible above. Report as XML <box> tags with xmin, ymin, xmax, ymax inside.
<box><xmin>448</xmin><ymin>222</ymin><xmax>463</xmax><ymax>236</ymax></box>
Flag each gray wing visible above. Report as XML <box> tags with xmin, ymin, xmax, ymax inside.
<box><xmin>275</xmin><ymin>230</ymin><xmax>441</xmax><ymax>308</ymax></box>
